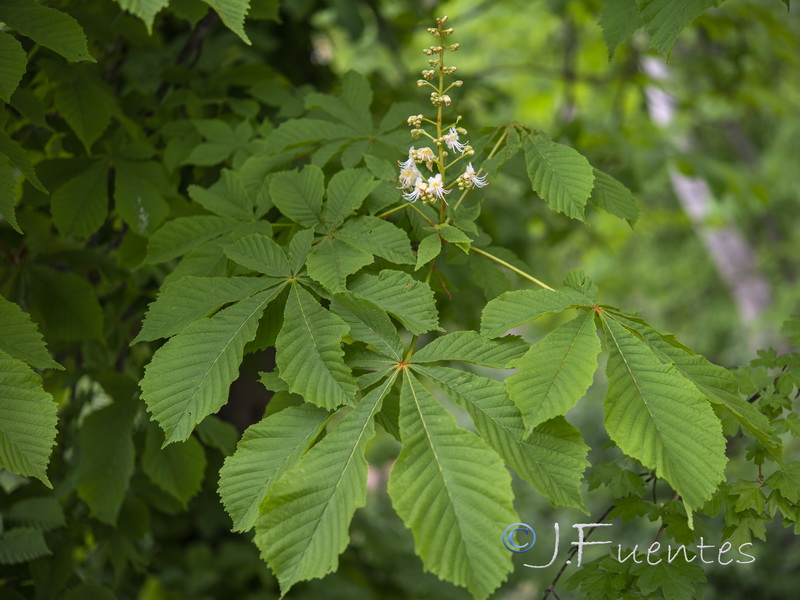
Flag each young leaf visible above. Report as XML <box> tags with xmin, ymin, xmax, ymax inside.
<box><xmin>415</xmin><ymin>233</ymin><xmax>441</xmax><ymax>270</ymax></box>
<box><xmin>637</xmin><ymin>0</ymin><xmax>716</xmax><ymax>55</ymax></box>
<box><xmin>324</xmin><ymin>168</ymin><xmax>379</xmax><ymax>226</ymax></box>
<box><xmin>481</xmin><ymin>287</ymin><xmax>592</xmax><ymax>338</ymax></box>
<box><xmin>589</xmin><ymin>168</ymin><xmax>639</xmax><ymax>224</ymax></box>
<box><xmin>329</xmin><ymin>292</ymin><xmax>403</xmax><ymax>361</ymax></box>
<box><xmin>0</xmin><ymin>295</ymin><xmax>62</xmax><ymax>370</ymax></box>
<box><xmin>269</xmin><ymin>166</ymin><xmax>325</xmax><ymax>228</ymax></box>
<box><xmin>50</xmin><ymin>160</ymin><xmax>109</xmax><ymax>237</ymax></box>
<box><xmin>387</xmin><ymin>371</ymin><xmax>517</xmax><ymax>600</ymax></box>
<box><xmin>114</xmin><ymin>0</ymin><xmax>170</xmax><ymax>33</ymax></box>
<box><xmin>505</xmin><ymin>311</ymin><xmax>601</xmax><ymax>431</ymax></box>
<box><xmin>201</xmin><ymin>0</ymin><xmax>253</xmax><ymax>44</ymax></box>
<box><xmin>275</xmin><ymin>283</ymin><xmax>358</xmax><ymax>410</ymax></box>
<box><xmin>349</xmin><ymin>270</ymin><xmax>439</xmax><ymax>335</ymax></box>
<box><xmin>414</xmin><ymin>365</ymin><xmax>589</xmax><ymax>511</ymax></box>
<box><xmin>75</xmin><ymin>400</ymin><xmax>137</xmax><ymax>525</ymax></box>
<box><xmin>0</xmin><ymin>31</ymin><xmax>26</xmax><ymax>102</ymax></box>
<box><xmin>410</xmin><ymin>331</ymin><xmax>528</xmax><ymax>369</ymax></box>
<box><xmin>601</xmin><ymin>315</ymin><xmax>726</xmax><ymax>509</ymax></box>
<box><xmin>0</xmin><ymin>350</ymin><xmax>58</xmax><ymax>487</ymax></box>
<box><xmin>523</xmin><ymin>132</ymin><xmax>594</xmax><ymax>222</ymax></box>
<box><xmin>223</xmin><ymin>233</ymin><xmax>292</xmax><ymax>277</ymax></box>
<box><xmin>135</xmin><ymin>277</ymin><xmax>278</xmax><ymax>343</ymax></box>
<box><xmin>141</xmin><ymin>425</ymin><xmax>207</xmax><ymax>508</ymax></box>
<box><xmin>0</xmin><ymin>0</ymin><xmax>94</xmax><ymax>62</ymax></box>
<box><xmin>255</xmin><ymin>376</ymin><xmax>394</xmax><ymax>594</ymax></box>
<box><xmin>600</xmin><ymin>0</ymin><xmax>641</xmax><ymax>59</ymax></box>
<box><xmin>141</xmin><ymin>287</ymin><xmax>283</xmax><ymax>444</ymax></box>
<box><xmin>219</xmin><ymin>404</ymin><xmax>329</xmax><ymax>532</ymax></box>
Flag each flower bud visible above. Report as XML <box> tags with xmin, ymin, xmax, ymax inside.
<box><xmin>417</xmin><ymin>80</ymin><xmax>427</xmax><ymax>87</ymax></box>
<box><xmin>449</xmin><ymin>43</ymin><xmax>460</xmax><ymax>51</ymax></box>
<box><xmin>442</xmin><ymin>94</ymin><xmax>451</xmax><ymax>106</ymax></box>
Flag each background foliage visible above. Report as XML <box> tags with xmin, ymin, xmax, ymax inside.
<box><xmin>1</xmin><ymin>0</ymin><xmax>799</xmax><ymax>598</ymax></box>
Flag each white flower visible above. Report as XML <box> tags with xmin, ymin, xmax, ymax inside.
<box><xmin>462</xmin><ymin>162</ymin><xmax>488</xmax><ymax>188</ymax></box>
<box><xmin>399</xmin><ymin>163</ymin><xmax>423</xmax><ymax>188</ymax></box>
<box><xmin>443</xmin><ymin>127</ymin><xmax>467</xmax><ymax>153</ymax></box>
<box><xmin>403</xmin><ymin>178</ymin><xmax>427</xmax><ymax>203</ymax></box>
<box><xmin>398</xmin><ymin>147</ymin><xmax>416</xmax><ymax>171</ymax></box>
<box><xmin>427</xmin><ymin>174</ymin><xmax>451</xmax><ymax>202</ymax></box>
<box><xmin>416</xmin><ymin>147</ymin><xmax>436</xmax><ymax>170</ymax></box>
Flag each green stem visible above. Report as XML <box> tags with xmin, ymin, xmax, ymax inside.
<box><xmin>377</xmin><ymin>204</ymin><xmax>409</xmax><ymax>219</ymax></box>
<box><xmin>436</xmin><ymin>29</ymin><xmax>447</xmax><ymax>224</ymax></box>
<box><xmin>408</xmin><ymin>201</ymin><xmax>437</xmax><ymax>227</ymax></box>
<box><xmin>470</xmin><ymin>246</ymin><xmax>554</xmax><ymax>291</ymax></box>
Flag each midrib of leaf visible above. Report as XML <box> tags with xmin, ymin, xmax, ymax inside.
<box><xmin>168</xmin><ymin>284</ymin><xmax>285</xmax><ymax>442</ymax></box>
<box><xmin>279</xmin><ymin>373</ymin><xmax>394</xmax><ymax>580</ymax></box>
<box><xmin>402</xmin><ymin>370</ymin><xmax>474</xmax><ymax>571</ymax></box>
<box><xmin>538</xmin><ymin>311</ymin><xmax>592</xmax><ymax>406</ymax></box>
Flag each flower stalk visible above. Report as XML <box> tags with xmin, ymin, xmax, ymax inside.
<box><xmin>396</xmin><ymin>16</ymin><xmax>486</xmax><ymax>224</ymax></box>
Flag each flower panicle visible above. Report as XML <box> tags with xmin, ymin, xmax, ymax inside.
<box><xmin>395</xmin><ymin>17</ymin><xmax>489</xmax><ymax>206</ymax></box>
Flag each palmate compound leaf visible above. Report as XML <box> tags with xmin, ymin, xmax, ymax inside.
<box><xmin>307</xmin><ymin>217</ymin><xmax>415</xmax><ymax>293</ymax></box>
<box><xmin>113</xmin><ymin>0</ymin><xmax>170</xmax><ymax>33</ymax></box>
<box><xmin>588</xmin><ymin>168</ymin><xmax>639</xmax><ymax>224</ymax></box>
<box><xmin>146</xmin><ymin>215</ymin><xmax>242</xmax><ymax>264</ymax></box>
<box><xmin>627</xmin><ymin>320</ymin><xmax>780</xmax><ymax>460</ymax></box>
<box><xmin>410</xmin><ymin>330</ymin><xmax>529</xmax><ymax>369</ymax></box>
<box><xmin>637</xmin><ymin>0</ymin><xmax>717</xmax><ymax>55</ymax></box>
<box><xmin>0</xmin><ymin>0</ymin><xmax>94</xmax><ymax>63</ymax></box>
<box><xmin>134</xmin><ymin>277</ymin><xmax>279</xmax><ymax>343</ymax></box>
<box><xmin>141</xmin><ymin>424</ymin><xmax>207</xmax><ymax>508</ymax></box>
<box><xmin>269</xmin><ymin>165</ymin><xmax>324</xmax><ymax>228</ymax></box>
<box><xmin>505</xmin><ymin>310</ymin><xmax>601</xmax><ymax>432</ymax></box>
<box><xmin>306</xmin><ymin>236</ymin><xmax>373</xmax><ymax>294</ymax></box>
<box><xmin>50</xmin><ymin>159</ymin><xmax>109</xmax><ymax>237</ymax></box>
<box><xmin>141</xmin><ymin>286</ymin><xmax>284</xmax><ymax>445</ymax></box>
<box><xmin>200</xmin><ymin>0</ymin><xmax>252</xmax><ymax>44</ymax></box>
<box><xmin>0</xmin><ymin>295</ymin><xmax>62</xmax><ymax>370</ymax></box>
<box><xmin>599</xmin><ymin>0</ymin><xmax>641</xmax><ymax>59</ymax></box>
<box><xmin>413</xmin><ymin>365</ymin><xmax>589</xmax><ymax>511</ymax></box>
<box><xmin>255</xmin><ymin>375</ymin><xmax>395</xmax><ymax>594</ymax></box>
<box><xmin>223</xmin><ymin>233</ymin><xmax>292</xmax><ymax>277</ymax></box>
<box><xmin>0</xmin><ymin>350</ymin><xmax>58</xmax><ymax>487</ymax></box>
<box><xmin>523</xmin><ymin>131</ymin><xmax>594</xmax><ymax>222</ymax></box>
<box><xmin>323</xmin><ymin>168</ymin><xmax>380</xmax><ymax>227</ymax></box>
<box><xmin>275</xmin><ymin>283</ymin><xmax>358</xmax><ymax>410</ymax></box>
<box><xmin>0</xmin><ymin>527</ymin><xmax>51</xmax><ymax>565</ymax></box>
<box><xmin>0</xmin><ymin>31</ymin><xmax>26</xmax><ymax>103</ymax></box>
<box><xmin>219</xmin><ymin>404</ymin><xmax>330</xmax><ymax>532</ymax></box>
<box><xmin>601</xmin><ymin>314</ymin><xmax>727</xmax><ymax>509</ymax></box>
<box><xmin>75</xmin><ymin>400</ymin><xmax>137</xmax><ymax>525</ymax></box>
<box><xmin>349</xmin><ymin>270</ymin><xmax>439</xmax><ymax>335</ymax></box>
<box><xmin>329</xmin><ymin>292</ymin><xmax>403</xmax><ymax>361</ymax></box>
<box><xmin>480</xmin><ymin>287</ymin><xmax>594</xmax><ymax>338</ymax></box>
<box><xmin>387</xmin><ymin>370</ymin><xmax>519</xmax><ymax>600</ymax></box>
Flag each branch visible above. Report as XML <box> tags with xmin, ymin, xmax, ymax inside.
<box><xmin>541</xmin><ymin>504</ymin><xmax>616</xmax><ymax>600</ymax></box>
